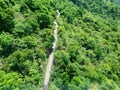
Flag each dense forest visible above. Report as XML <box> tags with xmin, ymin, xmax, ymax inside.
<box><xmin>0</xmin><ymin>0</ymin><xmax>56</xmax><ymax>89</ymax></box>
<box><xmin>0</xmin><ymin>0</ymin><xmax>120</xmax><ymax>90</ymax></box>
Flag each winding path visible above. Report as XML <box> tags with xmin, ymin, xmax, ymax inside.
<box><xmin>43</xmin><ymin>10</ymin><xmax>60</xmax><ymax>90</ymax></box>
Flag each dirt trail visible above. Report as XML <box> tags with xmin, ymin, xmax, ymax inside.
<box><xmin>43</xmin><ymin>10</ymin><xmax>60</xmax><ymax>90</ymax></box>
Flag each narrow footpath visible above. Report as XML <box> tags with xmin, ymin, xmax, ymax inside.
<box><xmin>43</xmin><ymin>10</ymin><xmax>60</xmax><ymax>90</ymax></box>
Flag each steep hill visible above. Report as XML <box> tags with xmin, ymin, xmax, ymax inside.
<box><xmin>0</xmin><ymin>0</ymin><xmax>120</xmax><ymax>90</ymax></box>
<box><xmin>50</xmin><ymin>0</ymin><xmax>120</xmax><ymax>90</ymax></box>
<box><xmin>0</xmin><ymin>0</ymin><xmax>56</xmax><ymax>89</ymax></box>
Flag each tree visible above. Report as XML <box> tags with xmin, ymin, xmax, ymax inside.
<box><xmin>0</xmin><ymin>70</ymin><xmax>23</xmax><ymax>89</ymax></box>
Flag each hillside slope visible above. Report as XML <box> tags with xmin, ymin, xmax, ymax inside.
<box><xmin>0</xmin><ymin>0</ymin><xmax>57</xmax><ymax>89</ymax></box>
<box><xmin>50</xmin><ymin>0</ymin><xmax>120</xmax><ymax>90</ymax></box>
<box><xmin>0</xmin><ymin>0</ymin><xmax>120</xmax><ymax>90</ymax></box>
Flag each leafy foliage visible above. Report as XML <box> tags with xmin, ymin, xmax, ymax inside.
<box><xmin>0</xmin><ymin>0</ymin><xmax>56</xmax><ymax>89</ymax></box>
<box><xmin>50</xmin><ymin>0</ymin><xmax>120</xmax><ymax>89</ymax></box>
<box><xmin>0</xmin><ymin>0</ymin><xmax>120</xmax><ymax>89</ymax></box>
